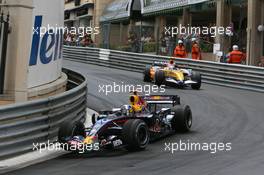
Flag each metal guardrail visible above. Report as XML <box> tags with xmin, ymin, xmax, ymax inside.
<box><xmin>0</xmin><ymin>68</ymin><xmax>87</xmax><ymax>160</ymax></box>
<box><xmin>63</xmin><ymin>46</ymin><xmax>264</xmax><ymax>93</ymax></box>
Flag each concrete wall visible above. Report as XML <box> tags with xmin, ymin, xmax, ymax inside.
<box><xmin>1</xmin><ymin>0</ymin><xmax>66</xmax><ymax>103</ymax></box>
<box><xmin>2</xmin><ymin>0</ymin><xmax>33</xmax><ymax>102</ymax></box>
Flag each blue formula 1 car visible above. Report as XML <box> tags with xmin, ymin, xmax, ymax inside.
<box><xmin>58</xmin><ymin>95</ymin><xmax>193</xmax><ymax>153</ymax></box>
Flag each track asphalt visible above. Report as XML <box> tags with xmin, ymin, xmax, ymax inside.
<box><xmin>7</xmin><ymin>60</ymin><xmax>264</xmax><ymax>175</ymax></box>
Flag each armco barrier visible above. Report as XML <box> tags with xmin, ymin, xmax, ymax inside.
<box><xmin>64</xmin><ymin>46</ymin><xmax>264</xmax><ymax>93</ymax></box>
<box><xmin>0</xmin><ymin>68</ymin><xmax>87</xmax><ymax>160</ymax></box>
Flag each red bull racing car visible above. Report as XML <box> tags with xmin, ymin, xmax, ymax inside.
<box><xmin>58</xmin><ymin>94</ymin><xmax>193</xmax><ymax>153</ymax></box>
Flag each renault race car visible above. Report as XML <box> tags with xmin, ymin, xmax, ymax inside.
<box><xmin>58</xmin><ymin>94</ymin><xmax>192</xmax><ymax>153</ymax></box>
<box><xmin>143</xmin><ymin>60</ymin><xmax>202</xmax><ymax>89</ymax></box>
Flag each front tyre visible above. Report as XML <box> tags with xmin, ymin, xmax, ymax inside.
<box><xmin>155</xmin><ymin>70</ymin><xmax>165</xmax><ymax>86</ymax></box>
<box><xmin>58</xmin><ymin>121</ymin><xmax>86</xmax><ymax>144</ymax></box>
<box><xmin>122</xmin><ymin>119</ymin><xmax>149</xmax><ymax>151</ymax></box>
<box><xmin>143</xmin><ymin>66</ymin><xmax>152</xmax><ymax>82</ymax></box>
<box><xmin>191</xmin><ymin>71</ymin><xmax>201</xmax><ymax>90</ymax></box>
<box><xmin>171</xmin><ymin>105</ymin><xmax>192</xmax><ymax>132</ymax></box>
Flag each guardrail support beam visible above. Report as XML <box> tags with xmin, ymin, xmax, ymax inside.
<box><xmin>247</xmin><ymin>0</ymin><xmax>264</xmax><ymax>66</ymax></box>
<box><xmin>215</xmin><ymin>0</ymin><xmax>232</xmax><ymax>62</ymax></box>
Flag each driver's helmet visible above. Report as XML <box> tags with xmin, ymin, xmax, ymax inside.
<box><xmin>167</xmin><ymin>58</ymin><xmax>175</xmax><ymax>70</ymax></box>
<box><xmin>120</xmin><ymin>105</ymin><xmax>131</xmax><ymax>116</ymax></box>
<box><xmin>129</xmin><ymin>92</ymin><xmax>146</xmax><ymax>113</ymax></box>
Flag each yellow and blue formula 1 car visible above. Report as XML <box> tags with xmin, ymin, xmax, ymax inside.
<box><xmin>144</xmin><ymin>60</ymin><xmax>202</xmax><ymax>90</ymax></box>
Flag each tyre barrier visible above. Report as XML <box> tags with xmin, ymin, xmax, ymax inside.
<box><xmin>64</xmin><ymin>46</ymin><xmax>264</xmax><ymax>93</ymax></box>
<box><xmin>0</xmin><ymin>68</ymin><xmax>87</xmax><ymax>160</ymax></box>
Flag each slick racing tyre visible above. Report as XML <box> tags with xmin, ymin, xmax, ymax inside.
<box><xmin>122</xmin><ymin>119</ymin><xmax>150</xmax><ymax>151</ymax></box>
<box><xmin>58</xmin><ymin>120</ymin><xmax>86</xmax><ymax>144</ymax></box>
<box><xmin>171</xmin><ymin>105</ymin><xmax>192</xmax><ymax>132</ymax></box>
<box><xmin>155</xmin><ymin>70</ymin><xmax>165</xmax><ymax>86</ymax></box>
<box><xmin>191</xmin><ymin>71</ymin><xmax>201</xmax><ymax>90</ymax></box>
<box><xmin>144</xmin><ymin>65</ymin><xmax>152</xmax><ymax>82</ymax></box>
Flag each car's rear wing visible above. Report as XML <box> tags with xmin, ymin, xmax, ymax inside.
<box><xmin>141</xmin><ymin>95</ymin><xmax>180</xmax><ymax>106</ymax></box>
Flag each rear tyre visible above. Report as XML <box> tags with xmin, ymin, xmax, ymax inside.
<box><xmin>155</xmin><ymin>70</ymin><xmax>165</xmax><ymax>86</ymax></box>
<box><xmin>58</xmin><ymin>120</ymin><xmax>86</xmax><ymax>144</ymax></box>
<box><xmin>92</xmin><ymin>114</ymin><xmax>96</xmax><ymax>125</ymax></box>
<box><xmin>143</xmin><ymin>66</ymin><xmax>151</xmax><ymax>82</ymax></box>
<box><xmin>191</xmin><ymin>71</ymin><xmax>201</xmax><ymax>90</ymax></box>
<box><xmin>122</xmin><ymin>119</ymin><xmax>149</xmax><ymax>151</ymax></box>
<box><xmin>171</xmin><ymin>105</ymin><xmax>192</xmax><ymax>132</ymax></box>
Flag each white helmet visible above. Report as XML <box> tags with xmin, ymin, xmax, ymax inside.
<box><xmin>233</xmin><ymin>45</ymin><xmax>239</xmax><ymax>51</ymax></box>
<box><xmin>191</xmin><ymin>38</ymin><xmax>196</xmax><ymax>42</ymax></box>
<box><xmin>178</xmin><ymin>40</ymin><xmax>183</xmax><ymax>44</ymax></box>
